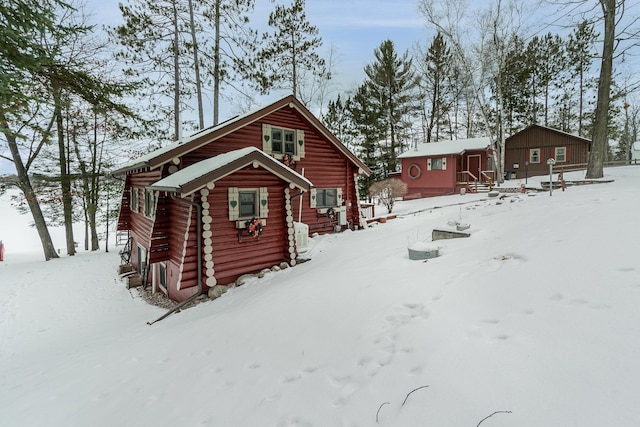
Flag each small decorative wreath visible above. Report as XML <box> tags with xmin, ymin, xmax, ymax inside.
<box><xmin>245</xmin><ymin>217</ymin><xmax>263</xmax><ymax>238</ymax></box>
<box><xmin>282</xmin><ymin>154</ymin><xmax>296</xmax><ymax>168</ymax></box>
<box><xmin>326</xmin><ymin>207</ymin><xmax>337</xmax><ymax>221</ymax></box>
<box><xmin>407</xmin><ymin>163</ymin><xmax>422</xmax><ymax>180</ymax></box>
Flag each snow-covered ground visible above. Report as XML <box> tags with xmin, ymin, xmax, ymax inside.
<box><xmin>1</xmin><ymin>167</ymin><xmax>639</xmax><ymax>427</ymax></box>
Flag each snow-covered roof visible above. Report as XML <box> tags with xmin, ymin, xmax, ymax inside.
<box><xmin>398</xmin><ymin>137</ymin><xmax>492</xmax><ymax>159</ymax></box>
<box><xmin>148</xmin><ymin>147</ymin><xmax>312</xmax><ymax>196</ymax></box>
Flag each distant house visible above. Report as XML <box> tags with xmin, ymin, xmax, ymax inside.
<box><xmin>632</xmin><ymin>142</ymin><xmax>640</xmax><ymax>163</ymax></box>
<box><xmin>504</xmin><ymin>124</ymin><xmax>591</xmax><ymax>179</ymax></box>
<box><xmin>398</xmin><ymin>137</ymin><xmax>495</xmax><ymax>198</ymax></box>
<box><xmin>112</xmin><ymin>95</ymin><xmax>370</xmax><ymax>302</ymax></box>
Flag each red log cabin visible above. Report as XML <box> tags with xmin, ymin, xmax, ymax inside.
<box><xmin>112</xmin><ymin>96</ymin><xmax>370</xmax><ymax>302</ymax></box>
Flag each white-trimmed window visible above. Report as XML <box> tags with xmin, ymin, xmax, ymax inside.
<box><xmin>130</xmin><ymin>187</ymin><xmax>139</xmax><ymax>213</ymax></box>
<box><xmin>137</xmin><ymin>244</ymin><xmax>147</xmax><ymax>276</ymax></box>
<box><xmin>530</xmin><ymin>148</ymin><xmax>541</xmax><ymax>163</ymax></box>
<box><xmin>427</xmin><ymin>157</ymin><xmax>447</xmax><ymax>170</ymax></box>
<box><xmin>144</xmin><ymin>189</ymin><xmax>157</xmax><ymax>218</ymax></box>
<box><xmin>555</xmin><ymin>147</ymin><xmax>566</xmax><ymax>162</ymax></box>
<box><xmin>310</xmin><ymin>188</ymin><xmax>343</xmax><ymax>208</ymax></box>
<box><xmin>229</xmin><ymin>187</ymin><xmax>269</xmax><ymax>221</ymax></box>
<box><xmin>157</xmin><ymin>263</ymin><xmax>167</xmax><ymax>293</ymax></box>
<box><xmin>262</xmin><ymin>124</ymin><xmax>305</xmax><ymax>160</ymax></box>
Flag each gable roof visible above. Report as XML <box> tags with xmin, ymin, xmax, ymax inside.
<box><xmin>398</xmin><ymin>137</ymin><xmax>492</xmax><ymax>159</ymax></box>
<box><xmin>113</xmin><ymin>95</ymin><xmax>370</xmax><ymax>176</ymax></box>
<box><xmin>147</xmin><ymin>147</ymin><xmax>313</xmax><ymax>197</ymax></box>
<box><xmin>506</xmin><ymin>124</ymin><xmax>591</xmax><ymax>144</ymax></box>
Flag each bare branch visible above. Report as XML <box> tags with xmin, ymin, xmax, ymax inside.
<box><xmin>401</xmin><ymin>385</ymin><xmax>430</xmax><ymax>406</ymax></box>
<box><xmin>477</xmin><ymin>410</ymin><xmax>513</xmax><ymax>427</ymax></box>
<box><xmin>375</xmin><ymin>402</ymin><xmax>389</xmax><ymax>423</ymax></box>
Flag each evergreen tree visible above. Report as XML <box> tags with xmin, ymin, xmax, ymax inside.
<box><xmin>323</xmin><ymin>95</ymin><xmax>356</xmax><ymax>151</ymax></box>
<box><xmin>254</xmin><ymin>0</ymin><xmax>328</xmax><ymax>101</ymax></box>
<box><xmin>348</xmin><ymin>84</ymin><xmax>386</xmax><ymax>200</ymax></box>
<box><xmin>416</xmin><ymin>33</ymin><xmax>455</xmax><ymax>142</ymax></box>
<box><xmin>565</xmin><ymin>20</ymin><xmax>598</xmax><ymax>136</ymax></box>
<box><xmin>200</xmin><ymin>0</ymin><xmax>257</xmax><ymax>125</ymax></box>
<box><xmin>111</xmin><ymin>0</ymin><xmax>189</xmax><ymax>140</ymax></box>
<box><xmin>1</xmin><ymin>0</ymin><xmax>137</xmax><ymax>260</ymax></box>
<box><xmin>364</xmin><ymin>39</ymin><xmax>418</xmax><ymax>174</ymax></box>
<box><xmin>499</xmin><ymin>35</ymin><xmax>532</xmax><ymax>134</ymax></box>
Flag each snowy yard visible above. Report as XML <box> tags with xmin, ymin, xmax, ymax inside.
<box><xmin>1</xmin><ymin>167</ymin><xmax>640</xmax><ymax>426</ymax></box>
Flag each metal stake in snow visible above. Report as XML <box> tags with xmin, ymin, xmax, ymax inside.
<box><xmin>547</xmin><ymin>158</ymin><xmax>556</xmax><ymax>196</ymax></box>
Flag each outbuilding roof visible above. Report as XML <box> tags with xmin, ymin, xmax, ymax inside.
<box><xmin>148</xmin><ymin>147</ymin><xmax>313</xmax><ymax>196</ymax></box>
<box><xmin>398</xmin><ymin>137</ymin><xmax>492</xmax><ymax>159</ymax></box>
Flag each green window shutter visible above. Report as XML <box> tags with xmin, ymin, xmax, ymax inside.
<box><xmin>336</xmin><ymin>187</ymin><xmax>343</xmax><ymax>206</ymax></box>
<box><xmin>442</xmin><ymin>157</ymin><xmax>447</xmax><ymax>170</ymax></box>
<box><xmin>295</xmin><ymin>129</ymin><xmax>305</xmax><ymax>160</ymax></box>
<box><xmin>310</xmin><ymin>188</ymin><xmax>317</xmax><ymax>208</ymax></box>
<box><xmin>228</xmin><ymin>187</ymin><xmax>239</xmax><ymax>220</ymax></box>
<box><xmin>262</xmin><ymin>124</ymin><xmax>272</xmax><ymax>153</ymax></box>
<box><xmin>427</xmin><ymin>159</ymin><xmax>432</xmax><ymax>171</ymax></box>
<box><xmin>259</xmin><ymin>187</ymin><xmax>269</xmax><ymax>218</ymax></box>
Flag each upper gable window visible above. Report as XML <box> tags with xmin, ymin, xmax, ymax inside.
<box><xmin>262</xmin><ymin>124</ymin><xmax>305</xmax><ymax>161</ymax></box>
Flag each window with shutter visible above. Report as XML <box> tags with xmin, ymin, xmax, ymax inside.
<box><xmin>229</xmin><ymin>187</ymin><xmax>269</xmax><ymax>220</ymax></box>
<box><xmin>261</xmin><ymin>123</ymin><xmax>306</xmax><ymax>160</ymax></box>
<box><xmin>530</xmin><ymin>148</ymin><xmax>541</xmax><ymax>163</ymax></box>
<box><xmin>228</xmin><ymin>187</ymin><xmax>239</xmax><ymax>220</ymax></box>
<box><xmin>316</xmin><ymin>189</ymin><xmax>338</xmax><ymax>207</ymax></box>
<box><xmin>310</xmin><ymin>188</ymin><xmax>317</xmax><ymax>208</ymax></box>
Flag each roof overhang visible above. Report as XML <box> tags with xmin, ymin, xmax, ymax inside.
<box><xmin>112</xmin><ymin>95</ymin><xmax>371</xmax><ymax>177</ymax></box>
<box><xmin>147</xmin><ymin>147</ymin><xmax>313</xmax><ymax>197</ymax></box>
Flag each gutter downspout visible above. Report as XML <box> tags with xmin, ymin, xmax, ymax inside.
<box><xmin>147</xmin><ymin>193</ymin><xmax>203</xmax><ymax>325</ymax></box>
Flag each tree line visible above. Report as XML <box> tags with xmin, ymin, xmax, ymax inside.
<box><xmin>1</xmin><ymin>0</ymin><xmax>638</xmax><ymax>260</ymax></box>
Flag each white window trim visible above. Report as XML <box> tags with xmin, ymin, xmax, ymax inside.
<box><xmin>427</xmin><ymin>157</ymin><xmax>447</xmax><ymax>171</ymax></box>
<box><xmin>262</xmin><ymin>123</ymin><xmax>305</xmax><ymax>161</ymax></box>
<box><xmin>555</xmin><ymin>146</ymin><xmax>567</xmax><ymax>163</ymax></box>
<box><xmin>130</xmin><ymin>187</ymin><xmax>139</xmax><ymax>213</ymax></box>
<box><xmin>229</xmin><ymin>187</ymin><xmax>269</xmax><ymax>223</ymax></box>
<box><xmin>530</xmin><ymin>148</ymin><xmax>541</xmax><ymax>164</ymax></box>
<box><xmin>143</xmin><ymin>189</ymin><xmax>157</xmax><ymax>219</ymax></box>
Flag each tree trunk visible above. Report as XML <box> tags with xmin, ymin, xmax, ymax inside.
<box><xmin>188</xmin><ymin>0</ymin><xmax>204</xmax><ymax>129</ymax></box>
<box><xmin>173</xmin><ymin>0</ymin><xmax>181</xmax><ymax>141</ymax></box>
<box><xmin>54</xmin><ymin>90</ymin><xmax>76</xmax><ymax>256</ymax></box>
<box><xmin>1</xmin><ymin>114</ymin><xmax>59</xmax><ymax>261</ymax></box>
<box><xmin>586</xmin><ymin>0</ymin><xmax>615</xmax><ymax>179</ymax></box>
<box><xmin>213</xmin><ymin>0</ymin><xmax>221</xmax><ymax>125</ymax></box>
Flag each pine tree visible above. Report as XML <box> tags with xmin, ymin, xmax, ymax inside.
<box><xmin>416</xmin><ymin>32</ymin><xmax>456</xmax><ymax>142</ymax></box>
<box><xmin>364</xmin><ymin>39</ymin><xmax>418</xmax><ymax>174</ymax></box>
<box><xmin>323</xmin><ymin>95</ymin><xmax>356</xmax><ymax>151</ymax></box>
<box><xmin>254</xmin><ymin>0</ymin><xmax>328</xmax><ymax>101</ymax></box>
<box><xmin>1</xmin><ymin>0</ymin><xmax>137</xmax><ymax>260</ymax></box>
<box><xmin>348</xmin><ymin>84</ymin><xmax>386</xmax><ymax>200</ymax></box>
<box><xmin>565</xmin><ymin>20</ymin><xmax>598</xmax><ymax>136</ymax></box>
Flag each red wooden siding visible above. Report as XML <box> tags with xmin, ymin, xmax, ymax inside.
<box><xmin>207</xmin><ymin>167</ymin><xmax>290</xmax><ymax>286</ymax></box>
<box><xmin>401</xmin><ymin>150</ymin><xmax>490</xmax><ymax>198</ymax></box>
<box><xmin>504</xmin><ymin>125</ymin><xmax>590</xmax><ymax>178</ymax></box>
<box><xmin>181</xmin><ymin>107</ymin><xmax>361</xmax><ymax>232</ymax></box>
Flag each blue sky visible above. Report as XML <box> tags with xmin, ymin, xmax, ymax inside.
<box><xmin>2</xmin><ymin>0</ymin><xmax>638</xmax><ymax>175</ymax></box>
